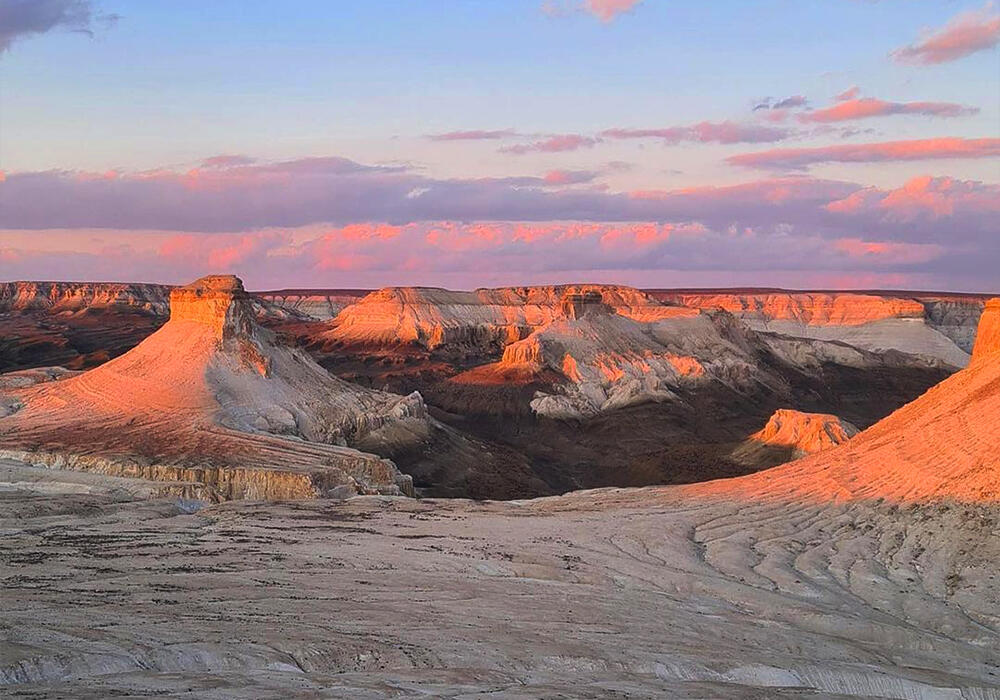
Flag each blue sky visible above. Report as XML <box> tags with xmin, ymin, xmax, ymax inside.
<box><xmin>0</xmin><ymin>0</ymin><xmax>997</xmax><ymax>289</ymax></box>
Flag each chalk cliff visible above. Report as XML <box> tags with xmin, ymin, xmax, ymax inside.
<box><xmin>455</xmin><ymin>309</ymin><xmax>763</xmax><ymax>419</ymax></box>
<box><xmin>323</xmin><ymin>285</ymin><xmax>695</xmax><ymax>352</ymax></box>
<box><xmin>652</xmin><ymin>290</ymin><xmax>984</xmax><ymax>367</ymax></box>
<box><xmin>0</xmin><ymin>281</ymin><xmax>172</xmax><ymax>315</ymax></box>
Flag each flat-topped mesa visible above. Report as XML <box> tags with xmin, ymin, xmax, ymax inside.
<box><xmin>753</xmin><ymin>409</ymin><xmax>858</xmax><ymax>453</ymax></box>
<box><xmin>653</xmin><ymin>292</ymin><xmax>926</xmax><ymax>326</ymax></box>
<box><xmin>972</xmin><ymin>298</ymin><xmax>1000</xmax><ymax>363</ymax></box>
<box><xmin>729</xmin><ymin>408</ymin><xmax>859</xmax><ymax>469</ymax></box>
<box><xmin>169</xmin><ymin>275</ymin><xmax>256</xmax><ymax>343</ymax></box>
<box><xmin>0</xmin><ymin>281</ymin><xmax>171</xmax><ymax>314</ymax></box>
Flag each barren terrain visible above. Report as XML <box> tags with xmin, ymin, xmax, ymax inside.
<box><xmin>1</xmin><ymin>291</ymin><xmax>998</xmax><ymax>698</ymax></box>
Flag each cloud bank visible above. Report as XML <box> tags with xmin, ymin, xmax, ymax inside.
<box><xmin>0</xmin><ymin>0</ymin><xmax>118</xmax><ymax>52</ymax></box>
<box><xmin>1</xmin><ymin>154</ymin><xmax>996</xmax><ymax>290</ymax></box>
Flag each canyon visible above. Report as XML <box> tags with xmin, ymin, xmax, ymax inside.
<box><xmin>0</xmin><ymin>294</ymin><xmax>997</xmax><ymax>698</ymax></box>
<box><xmin>2</xmin><ymin>280</ymin><xmax>989</xmax><ymax>497</ymax></box>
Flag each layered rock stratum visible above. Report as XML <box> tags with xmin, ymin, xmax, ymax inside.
<box><xmin>653</xmin><ymin>289</ymin><xmax>986</xmax><ymax>366</ymax></box>
<box><xmin>0</xmin><ymin>281</ymin><xmax>171</xmax><ymax>315</ymax></box>
<box><xmin>256</xmin><ymin>289</ymin><xmax>367</xmax><ymax>320</ymax></box>
<box><xmin>323</xmin><ymin>285</ymin><xmax>695</xmax><ymax>350</ymax></box>
<box><xmin>453</xmin><ymin>304</ymin><xmax>763</xmax><ymax>419</ymax></box>
<box><xmin>0</xmin><ymin>275</ymin><xmax>427</xmax><ymax>499</ymax></box>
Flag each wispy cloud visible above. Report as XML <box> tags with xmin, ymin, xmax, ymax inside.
<box><xmin>753</xmin><ymin>95</ymin><xmax>809</xmax><ymax>111</ymax></box>
<box><xmin>833</xmin><ymin>86</ymin><xmax>860</xmax><ymax>102</ymax></box>
<box><xmin>799</xmin><ymin>97</ymin><xmax>978</xmax><ymax>123</ymax></box>
<box><xmin>602</xmin><ymin>121</ymin><xmax>792</xmax><ymax>144</ymax></box>
<box><xmin>728</xmin><ymin>137</ymin><xmax>1000</xmax><ymax>170</ymax></box>
<box><xmin>427</xmin><ymin>129</ymin><xmax>518</xmax><ymax>141</ymax></box>
<box><xmin>0</xmin><ymin>0</ymin><xmax>119</xmax><ymax>53</ymax></box>
<box><xmin>499</xmin><ymin>134</ymin><xmax>599</xmax><ymax>154</ymax></box>
<box><xmin>542</xmin><ymin>0</ymin><xmax>644</xmax><ymax>23</ymax></box>
<box><xmin>200</xmin><ymin>154</ymin><xmax>257</xmax><ymax>168</ymax></box>
<box><xmin>891</xmin><ymin>2</ymin><xmax>1000</xmax><ymax>65</ymax></box>
<box><xmin>543</xmin><ymin>169</ymin><xmax>600</xmax><ymax>185</ymax></box>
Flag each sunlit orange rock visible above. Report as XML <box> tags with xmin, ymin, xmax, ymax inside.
<box><xmin>971</xmin><ymin>298</ymin><xmax>1000</xmax><ymax>363</ymax></box>
<box><xmin>731</xmin><ymin>409</ymin><xmax>858</xmax><ymax>468</ymax></box>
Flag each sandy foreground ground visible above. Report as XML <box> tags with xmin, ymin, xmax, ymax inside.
<box><xmin>2</xmin><ymin>459</ymin><xmax>998</xmax><ymax>699</ymax></box>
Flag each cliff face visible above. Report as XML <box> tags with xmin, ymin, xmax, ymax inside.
<box><xmin>0</xmin><ymin>281</ymin><xmax>172</xmax><ymax>315</ymax></box>
<box><xmin>654</xmin><ymin>292</ymin><xmax>925</xmax><ymax>326</ymax></box>
<box><xmin>0</xmin><ymin>275</ymin><xmax>432</xmax><ymax>499</ymax></box>
<box><xmin>324</xmin><ymin>285</ymin><xmax>695</xmax><ymax>352</ymax></box>
<box><xmin>168</xmin><ymin>275</ymin><xmax>257</xmax><ymax>342</ymax></box>
<box><xmin>920</xmin><ymin>297</ymin><xmax>986</xmax><ymax>353</ymax></box>
<box><xmin>650</xmin><ymin>291</ymin><xmax>982</xmax><ymax>367</ymax></box>
<box><xmin>971</xmin><ymin>298</ymin><xmax>1000</xmax><ymax>362</ymax></box>
<box><xmin>257</xmin><ymin>291</ymin><xmax>366</xmax><ymax>320</ymax></box>
<box><xmin>452</xmin><ymin>310</ymin><xmax>766</xmax><ymax>420</ymax></box>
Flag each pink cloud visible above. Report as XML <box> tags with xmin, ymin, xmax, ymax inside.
<box><xmin>834</xmin><ymin>238</ymin><xmax>891</xmax><ymax>257</ymax></box>
<box><xmin>584</xmin><ymin>0</ymin><xmax>643</xmax><ymax>22</ymax></box>
<box><xmin>602</xmin><ymin>120</ymin><xmax>790</xmax><ymax>144</ymax></box>
<box><xmin>834</xmin><ymin>86</ymin><xmax>860</xmax><ymax>102</ymax></box>
<box><xmin>543</xmin><ymin>169</ymin><xmax>598</xmax><ymax>185</ymax></box>
<box><xmin>499</xmin><ymin>134</ymin><xmax>598</xmax><ymax>154</ymax></box>
<box><xmin>728</xmin><ymin>137</ymin><xmax>1000</xmax><ymax>169</ymax></box>
<box><xmin>833</xmin><ymin>238</ymin><xmax>942</xmax><ymax>265</ymax></box>
<box><xmin>892</xmin><ymin>3</ymin><xmax>1000</xmax><ymax>65</ymax></box>
<box><xmin>800</xmin><ymin>97</ymin><xmax>977</xmax><ymax>123</ymax></box>
<box><xmin>825</xmin><ymin>175</ymin><xmax>1000</xmax><ymax>222</ymax></box>
<box><xmin>338</xmin><ymin>223</ymin><xmax>402</xmax><ymax>240</ymax></box>
<box><xmin>159</xmin><ymin>232</ymin><xmax>290</xmax><ymax>269</ymax></box>
<box><xmin>0</xmin><ymin>212</ymin><xmax>988</xmax><ymax>292</ymax></box>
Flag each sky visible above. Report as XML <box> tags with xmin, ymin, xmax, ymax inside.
<box><xmin>0</xmin><ymin>0</ymin><xmax>998</xmax><ymax>291</ymax></box>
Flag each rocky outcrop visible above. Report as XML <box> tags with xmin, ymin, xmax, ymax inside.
<box><xmin>920</xmin><ymin>296</ymin><xmax>986</xmax><ymax>353</ymax></box>
<box><xmin>323</xmin><ymin>285</ymin><xmax>695</xmax><ymax>352</ymax></box>
<box><xmin>0</xmin><ymin>275</ymin><xmax>433</xmax><ymax>499</ymax></box>
<box><xmin>168</xmin><ymin>275</ymin><xmax>257</xmax><ymax>340</ymax></box>
<box><xmin>651</xmin><ymin>291</ymin><xmax>983</xmax><ymax>368</ymax></box>
<box><xmin>0</xmin><ymin>281</ymin><xmax>318</xmax><ymax>372</ymax></box>
<box><xmin>731</xmin><ymin>409</ymin><xmax>858</xmax><ymax>468</ymax></box>
<box><xmin>971</xmin><ymin>298</ymin><xmax>1000</xmax><ymax>363</ymax></box>
<box><xmin>453</xmin><ymin>310</ymin><xmax>768</xmax><ymax>420</ymax></box>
